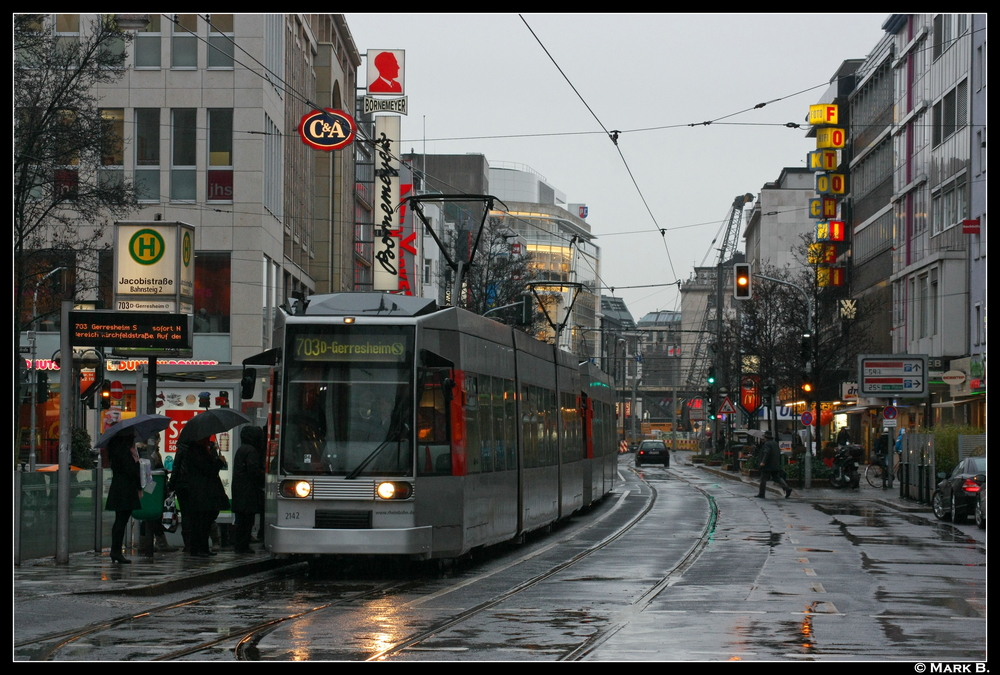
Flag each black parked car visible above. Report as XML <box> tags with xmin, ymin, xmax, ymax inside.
<box><xmin>635</xmin><ymin>440</ymin><xmax>670</xmax><ymax>468</ymax></box>
<box><xmin>933</xmin><ymin>456</ymin><xmax>986</xmax><ymax>523</ymax></box>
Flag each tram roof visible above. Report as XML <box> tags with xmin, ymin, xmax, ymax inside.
<box><xmin>302</xmin><ymin>293</ymin><xmax>439</xmax><ymax>317</ymax></box>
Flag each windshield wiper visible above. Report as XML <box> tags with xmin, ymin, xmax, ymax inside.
<box><xmin>344</xmin><ymin>423</ymin><xmax>409</xmax><ymax>479</ymax></box>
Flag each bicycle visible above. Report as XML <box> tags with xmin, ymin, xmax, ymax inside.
<box><xmin>865</xmin><ymin>457</ymin><xmax>901</xmax><ymax>488</ymax></box>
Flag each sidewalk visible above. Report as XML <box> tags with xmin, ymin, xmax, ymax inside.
<box><xmin>694</xmin><ymin>458</ymin><xmax>933</xmax><ymax>512</ymax></box>
<box><xmin>14</xmin><ymin>539</ymin><xmax>290</xmax><ymax>604</ymax></box>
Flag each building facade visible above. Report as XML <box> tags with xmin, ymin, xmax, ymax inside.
<box><xmin>17</xmin><ymin>13</ymin><xmax>361</xmax><ymax>460</ymax></box>
<box><xmin>884</xmin><ymin>14</ymin><xmax>983</xmax><ymax>426</ymax></box>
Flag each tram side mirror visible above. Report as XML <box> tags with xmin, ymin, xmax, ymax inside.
<box><xmin>241</xmin><ymin>368</ymin><xmax>257</xmax><ymax>400</ymax></box>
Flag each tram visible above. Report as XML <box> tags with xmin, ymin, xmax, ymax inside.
<box><xmin>242</xmin><ymin>292</ymin><xmax>617</xmax><ymax>560</ymax></box>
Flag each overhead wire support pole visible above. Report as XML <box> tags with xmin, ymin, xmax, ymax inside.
<box><xmin>753</xmin><ymin>272</ymin><xmax>815</xmax><ymax>488</ymax></box>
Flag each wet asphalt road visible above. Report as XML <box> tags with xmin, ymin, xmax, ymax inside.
<box><xmin>15</xmin><ymin>452</ymin><xmax>986</xmax><ymax>661</ymax></box>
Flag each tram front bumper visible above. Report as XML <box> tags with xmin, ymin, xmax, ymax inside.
<box><xmin>266</xmin><ymin>524</ymin><xmax>433</xmax><ymax>556</ymax></box>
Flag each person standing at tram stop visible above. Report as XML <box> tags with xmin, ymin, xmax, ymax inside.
<box><xmin>231</xmin><ymin>426</ymin><xmax>265</xmax><ymax>554</ymax></box>
<box><xmin>106</xmin><ymin>432</ymin><xmax>142</xmax><ymax>564</ymax></box>
<box><xmin>170</xmin><ymin>436</ymin><xmax>229</xmax><ymax>557</ymax></box>
<box><xmin>757</xmin><ymin>431</ymin><xmax>793</xmax><ymax>499</ymax></box>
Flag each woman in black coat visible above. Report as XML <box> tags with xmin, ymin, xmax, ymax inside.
<box><xmin>231</xmin><ymin>426</ymin><xmax>265</xmax><ymax>553</ymax></box>
<box><xmin>170</xmin><ymin>437</ymin><xmax>229</xmax><ymax>557</ymax></box>
<box><xmin>106</xmin><ymin>432</ymin><xmax>142</xmax><ymax>563</ymax></box>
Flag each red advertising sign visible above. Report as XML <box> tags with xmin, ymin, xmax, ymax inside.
<box><xmin>297</xmin><ymin>108</ymin><xmax>356</xmax><ymax>151</ymax></box>
<box><xmin>740</xmin><ymin>375</ymin><xmax>761</xmax><ymax>414</ymax></box>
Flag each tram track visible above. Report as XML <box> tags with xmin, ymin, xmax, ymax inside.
<box><xmin>14</xmin><ymin>564</ymin><xmax>313</xmax><ymax>661</ymax></box>
<box><xmin>560</xmin><ymin>464</ymin><xmax>719</xmax><ymax>660</ymax></box>
<box><xmin>230</xmin><ymin>462</ymin><xmax>701</xmax><ymax>662</ymax></box>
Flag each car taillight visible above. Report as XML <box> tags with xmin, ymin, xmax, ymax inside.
<box><xmin>962</xmin><ymin>479</ymin><xmax>981</xmax><ymax>493</ymax></box>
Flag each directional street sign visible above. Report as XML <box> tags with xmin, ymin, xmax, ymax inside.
<box><xmin>858</xmin><ymin>354</ymin><xmax>928</xmax><ymax>398</ymax></box>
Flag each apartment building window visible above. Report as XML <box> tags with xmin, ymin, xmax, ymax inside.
<box><xmin>134</xmin><ymin>13</ymin><xmax>161</xmax><ymax>68</ymax></box>
<box><xmin>932</xmin><ymin>174</ymin><xmax>967</xmax><ymax>235</ymax></box>
<box><xmin>99</xmin><ymin>108</ymin><xmax>124</xmax><ymax>189</ymax></box>
<box><xmin>194</xmin><ymin>252</ymin><xmax>231</xmax><ymax>333</ymax></box>
<box><xmin>54</xmin><ymin>110</ymin><xmax>79</xmax><ymax>202</ymax></box>
<box><xmin>930</xmin><ymin>268</ymin><xmax>939</xmax><ymax>337</ymax></box>
<box><xmin>263</xmin><ymin>113</ymin><xmax>282</xmax><ymax>217</ymax></box>
<box><xmin>207</xmin><ymin>14</ymin><xmax>234</xmax><ymax>69</ymax></box>
<box><xmin>933</xmin><ymin>15</ymin><xmax>967</xmax><ymax>60</ymax></box>
<box><xmin>171</xmin><ymin>14</ymin><xmax>198</xmax><ymax>69</ymax></box>
<box><xmin>135</xmin><ymin>109</ymin><xmax>160</xmax><ymax>202</ymax></box>
<box><xmin>975</xmin><ymin>304</ymin><xmax>982</xmax><ymax>346</ymax></box>
<box><xmin>207</xmin><ymin>109</ymin><xmax>233</xmax><ymax>202</ymax></box>
<box><xmin>54</xmin><ymin>14</ymin><xmax>80</xmax><ymax>57</ymax></box>
<box><xmin>171</xmin><ymin>109</ymin><xmax>197</xmax><ymax>201</ymax></box>
<box><xmin>933</xmin><ymin>79</ymin><xmax>968</xmax><ymax>147</ymax></box>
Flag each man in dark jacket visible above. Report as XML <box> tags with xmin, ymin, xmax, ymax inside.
<box><xmin>757</xmin><ymin>431</ymin><xmax>792</xmax><ymax>499</ymax></box>
<box><xmin>231</xmin><ymin>426</ymin><xmax>265</xmax><ymax>554</ymax></box>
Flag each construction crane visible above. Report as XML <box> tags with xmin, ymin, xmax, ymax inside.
<box><xmin>685</xmin><ymin>193</ymin><xmax>754</xmax><ymax>390</ymax></box>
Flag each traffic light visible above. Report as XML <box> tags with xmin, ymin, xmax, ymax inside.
<box><xmin>801</xmin><ymin>377</ymin><xmax>813</xmax><ymax>395</ymax></box>
<box><xmin>100</xmin><ymin>380</ymin><xmax>112</xmax><ymax>409</ymax></box>
<box><xmin>517</xmin><ymin>293</ymin><xmax>533</xmax><ymax>326</ymax></box>
<box><xmin>801</xmin><ymin>333</ymin><xmax>812</xmax><ymax>364</ymax></box>
<box><xmin>36</xmin><ymin>372</ymin><xmax>49</xmax><ymax>404</ymax></box>
<box><xmin>707</xmin><ymin>366</ymin><xmax>717</xmax><ymax>387</ymax></box>
<box><xmin>707</xmin><ymin>395</ymin><xmax>717</xmax><ymax>421</ymax></box>
<box><xmin>733</xmin><ymin>263</ymin><xmax>752</xmax><ymax>300</ymax></box>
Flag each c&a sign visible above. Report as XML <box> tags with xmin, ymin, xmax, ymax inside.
<box><xmin>298</xmin><ymin>108</ymin><xmax>357</xmax><ymax>151</ymax></box>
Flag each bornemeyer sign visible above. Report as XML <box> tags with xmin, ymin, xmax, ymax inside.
<box><xmin>858</xmin><ymin>354</ymin><xmax>928</xmax><ymax>397</ymax></box>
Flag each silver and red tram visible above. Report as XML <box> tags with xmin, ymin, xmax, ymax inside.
<box><xmin>244</xmin><ymin>292</ymin><xmax>617</xmax><ymax>560</ymax></box>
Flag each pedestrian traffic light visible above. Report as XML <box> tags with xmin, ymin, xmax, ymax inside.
<box><xmin>100</xmin><ymin>380</ymin><xmax>112</xmax><ymax>409</ymax></box>
<box><xmin>733</xmin><ymin>263</ymin><xmax>752</xmax><ymax>300</ymax></box>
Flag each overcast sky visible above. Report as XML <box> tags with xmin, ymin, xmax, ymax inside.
<box><xmin>345</xmin><ymin>13</ymin><xmax>890</xmax><ymax>321</ymax></box>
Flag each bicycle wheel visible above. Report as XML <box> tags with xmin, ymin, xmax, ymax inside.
<box><xmin>865</xmin><ymin>463</ymin><xmax>883</xmax><ymax>488</ymax></box>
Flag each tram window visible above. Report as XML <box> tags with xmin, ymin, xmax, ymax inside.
<box><xmin>465</xmin><ymin>374</ymin><xmax>481</xmax><ymax>474</ymax></box>
<box><xmin>479</xmin><ymin>375</ymin><xmax>493</xmax><ymax>473</ymax></box>
<box><xmin>522</xmin><ymin>385</ymin><xmax>536</xmax><ymax>469</ymax></box>
<box><xmin>416</xmin><ymin>368</ymin><xmax>451</xmax><ymax>476</ymax></box>
<box><xmin>504</xmin><ymin>379</ymin><xmax>517</xmax><ymax>471</ymax></box>
<box><xmin>492</xmin><ymin>376</ymin><xmax>504</xmax><ymax>472</ymax></box>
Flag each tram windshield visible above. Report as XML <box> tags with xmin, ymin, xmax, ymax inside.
<box><xmin>282</xmin><ymin>325</ymin><xmax>414</xmax><ymax>477</ymax></box>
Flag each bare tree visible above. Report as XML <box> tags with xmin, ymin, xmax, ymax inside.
<box><xmin>15</xmin><ymin>14</ymin><xmax>138</xmax><ymax>451</ymax></box>
<box><xmin>447</xmin><ymin>216</ymin><xmax>543</xmax><ymax>333</ymax></box>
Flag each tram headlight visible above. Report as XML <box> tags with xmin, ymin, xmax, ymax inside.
<box><xmin>280</xmin><ymin>480</ymin><xmax>312</xmax><ymax>499</ymax></box>
<box><xmin>376</xmin><ymin>481</ymin><xmax>412</xmax><ymax>500</ymax></box>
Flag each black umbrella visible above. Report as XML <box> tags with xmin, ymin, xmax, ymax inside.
<box><xmin>177</xmin><ymin>408</ymin><xmax>252</xmax><ymax>443</ymax></box>
<box><xmin>95</xmin><ymin>413</ymin><xmax>172</xmax><ymax>448</ymax></box>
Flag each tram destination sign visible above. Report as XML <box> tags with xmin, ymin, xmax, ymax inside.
<box><xmin>70</xmin><ymin>311</ymin><xmax>192</xmax><ymax>350</ymax></box>
<box><xmin>858</xmin><ymin>354</ymin><xmax>927</xmax><ymax>398</ymax></box>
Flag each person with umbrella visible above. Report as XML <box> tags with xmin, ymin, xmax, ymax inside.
<box><xmin>105</xmin><ymin>431</ymin><xmax>142</xmax><ymax>564</ymax></box>
<box><xmin>170</xmin><ymin>408</ymin><xmax>251</xmax><ymax>557</ymax></box>
<box><xmin>96</xmin><ymin>415</ymin><xmax>172</xmax><ymax>564</ymax></box>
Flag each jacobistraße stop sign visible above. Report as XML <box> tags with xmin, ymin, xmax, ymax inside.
<box><xmin>858</xmin><ymin>355</ymin><xmax>928</xmax><ymax>398</ymax></box>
